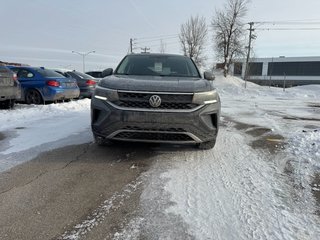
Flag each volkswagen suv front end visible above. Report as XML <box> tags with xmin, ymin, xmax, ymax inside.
<box><xmin>91</xmin><ymin>54</ymin><xmax>220</xmax><ymax>149</ymax></box>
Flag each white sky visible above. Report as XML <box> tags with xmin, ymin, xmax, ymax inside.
<box><xmin>1</xmin><ymin>0</ymin><xmax>320</xmax><ymax>71</ymax></box>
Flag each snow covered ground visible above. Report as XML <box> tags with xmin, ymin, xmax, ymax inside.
<box><xmin>0</xmin><ymin>99</ymin><xmax>92</xmax><ymax>171</ymax></box>
<box><xmin>155</xmin><ymin>75</ymin><xmax>320</xmax><ymax>240</ymax></box>
<box><xmin>0</xmin><ymin>73</ymin><xmax>319</xmax><ymax>239</ymax></box>
<box><xmin>112</xmin><ymin>74</ymin><xmax>320</xmax><ymax>239</ymax></box>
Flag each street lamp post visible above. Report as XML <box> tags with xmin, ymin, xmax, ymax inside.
<box><xmin>71</xmin><ymin>50</ymin><xmax>95</xmax><ymax>72</ymax></box>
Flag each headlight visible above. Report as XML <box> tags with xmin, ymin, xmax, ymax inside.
<box><xmin>192</xmin><ymin>90</ymin><xmax>219</xmax><ymax>105</ymax></box>
<box><xmin>94</xmin><ymin>86</ymin><xmax>119</xmax><ymax>101</ymax></box>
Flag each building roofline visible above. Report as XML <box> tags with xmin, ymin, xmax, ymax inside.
<box><xmin>235</xmin><ymin>56</ymin><xmax>320</xmax><ymax>63</ymax></box>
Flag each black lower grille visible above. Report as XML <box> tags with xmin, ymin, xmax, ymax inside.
<box><xmin>122</xmin><ymin>126</ymin><xmax>186</xmax><ymax>132</ymax></box>
<box><xmin>113</xmin><ymin>132</ymin><xmax>194</xmax><ymax>142</ymax></box>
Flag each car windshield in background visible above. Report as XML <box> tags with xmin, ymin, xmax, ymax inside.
<box><xmin>36</xmin><ymin>68</ymin><xmax>65</xmax><ymax>78</ymax></box>
<box><xmin>115</xmin><ymin>55</ymin><xmax>200</xmax><ymax>78</ymax></box>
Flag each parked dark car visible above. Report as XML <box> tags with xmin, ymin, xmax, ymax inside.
<box><xmin>7</xmin><ymin>66</ymin><xmax>80</xmax><ymax>104</ymax></box>
<box><xmin>91</xmin><ymin>53</ymin><xmax>220</xmax><ymax>149</ymax></box>
<box><xmin>54</xmin><ymin>69</ymin><xmax>99</xmax><ymax>98</ymax></box>
<box><xmin>86</xmin><ymin>71</ymin><xmax>102</xmax><ymax>78</ymax></box>
<box><xmin>0</xmin><ymin>66</ymin><xmax>21</xmax><ymax>109</ymax></box>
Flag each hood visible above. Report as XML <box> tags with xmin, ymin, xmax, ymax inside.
<box><xmin>99</xmin><ymin>75</ymin><xmax>213</xmax><ymax>93</ymax></box>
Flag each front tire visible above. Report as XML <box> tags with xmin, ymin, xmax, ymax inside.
<box><xmin>25</xmin><ymin>89</ymin><xmax>43</xmax><ymax>105</ymax></box>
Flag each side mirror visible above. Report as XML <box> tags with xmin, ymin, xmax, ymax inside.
<box><xmin>204</xmin><ymin>71</ymin><xmax>215</xmax><ymax>81</ymax></box>
<box><xmin>101</xmin><ymin>68</ymin><xmax>113</xmax><ymax>78</ymax></box>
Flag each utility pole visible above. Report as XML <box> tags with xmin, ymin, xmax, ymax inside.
<box><xmin>130</xmin><ymin>38</ymin><xmax>133</xmax><ymax>53</ymax></box>
<box><xmin>269</xmin><ymin>57</ymin><xmax>274</xmax><ymax>88</ymax></box>
<box><xmin>244</xmin><ymin>22</ymin><xmax>255</xmax><ymax>88</ymax></box>
<box><xmin>283</xmin><ymin>72</ymin><xmax>286</xmax><ymax>91</ymax></box>
<box><xmin>141</xmin><ymin>47</ymin><xmax>150</xmax><ymax>53</ymax></box>
<box><xmin>72</xmin><ymin>50</ymin><xmax>95</xmax><ymax>73</ymax></box>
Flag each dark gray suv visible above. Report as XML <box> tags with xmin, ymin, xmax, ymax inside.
<box><xmin>91</xmin><ymin>54</ymin><xmax>220</xmax><ymax>149</ymax></box>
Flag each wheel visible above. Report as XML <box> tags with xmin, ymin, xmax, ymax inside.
<box><xmin>0</xmin><ymin>100</ymin><xmax>15</xmax><ymax>109</ymax></box>
<box><xmin>25</xmin><ymin>89</ymin><xmax>43</xmax><ymax>105</ymax></box>
<box><xmin>197</xmin><ymin>138</ymin><xmax>216</xmax><ymax>150</ymax></box>
<box><xmin>93</xmin><ymin>134</ymin><xmax>113</xmax><ymax>146</ymax></box>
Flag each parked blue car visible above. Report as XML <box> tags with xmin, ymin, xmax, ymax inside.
<box><xmin>7</xmin><ymin>66</ymin><xmax>80</xmax><ymax>104</ymax></box>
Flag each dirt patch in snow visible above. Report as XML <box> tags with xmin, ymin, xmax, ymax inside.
<box><xmin>224</xmin><ymin>117</ymin><xmax>285</xmax><ymax>154</ymax></box>
<box><xmin>231</xmin><ymin>121</ymin><xmax>258</xmax><ymax>131</ymax></box>
<box><xmin>245</xmin><ymin>127</ymin><xmax>272</xmax><ymax>137</ymax></box>
<box><xmin>250</xmin><ymin>134</ymin><xmax>286</xmax><ymax>154</ymax></box>
<box><xmin>230</xmin><ymin>119</ymin><xmax>272</xmax><ymax>137</ymax></box>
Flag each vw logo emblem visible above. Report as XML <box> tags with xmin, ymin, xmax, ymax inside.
<box><xmin>149</xmin><ymin>95</ymin><xmax>161</xmax><ymax>108</ymax></box>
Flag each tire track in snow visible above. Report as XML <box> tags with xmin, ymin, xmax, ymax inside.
<box><xmin>162</xmin><ymin>125</ymin><xmax>320</xmax><ymax>240</ymax></box>
<box><xmin>212</xmin><ymin>139</ymin><xmax>276</xmax><ymax>240</ymax></box>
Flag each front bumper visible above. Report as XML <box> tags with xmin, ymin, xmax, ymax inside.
<box><xmin>91</xmin><ymin>97</ymin><xmax>220</xmax><ymax>144</ymax></box>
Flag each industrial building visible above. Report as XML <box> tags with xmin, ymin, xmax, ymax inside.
<box><xmin>232</xmin><ymin>56</ymin><xmax>320</xmax><ymax>87</ymax></box>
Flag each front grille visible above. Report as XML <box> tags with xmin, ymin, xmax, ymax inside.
<box><xmin>116</xmin><ymin>101</ymin><xmax>198</xmax><ymax>109</ymax></box>
<box><xmin>113</xmin><ymin>131</ymin><xmax>194</xmax><ymax>142</ymax></box>
<box><xmin>115</xmin><ymin>91</ymin><xmax>198</xmax><ymax>110</ymax></box>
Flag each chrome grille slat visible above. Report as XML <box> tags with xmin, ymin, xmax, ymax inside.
<box><xmin>114</xmin><ymin>132</ymin><xmax>193</xmax><ymax>142</ymax></box>
<box><xmin>107</xmin><ymin>129</ymin><xmax>202</xmax><ymax>143</ymax></box>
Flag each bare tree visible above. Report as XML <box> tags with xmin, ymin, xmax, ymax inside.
<box><xmin>179</xmin><ymin>15</ymin><xmax>208</xmax><ymax>67</ymax></box>
<box><xmin>159</xmin><ymin>39</ymin><xmax>166</xmax><ymax>53</ymax></box>
<box><xmin>212</xmin><ymin>0</ymin><xmax>249</xmax><ymax>77</ymax></box>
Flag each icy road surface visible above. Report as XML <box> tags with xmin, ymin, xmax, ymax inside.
<box><xmin>0</xmin><ymin>74</ymin><xmax>319</xmax><ymax>239</ymax></box>
<box><xmin>108</xmin><ymin>128</ymin><xmax>319</xmax><ymax>240</ymax></box>
<box><xmin>109</xmin><ymin>76</ymin><xmax>320</xmax><ymax>239</ymax></box>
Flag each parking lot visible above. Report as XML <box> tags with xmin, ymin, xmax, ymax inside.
<box><xmin>0</xmin><ymin>74</ymin><xmax>319</xmax><ymax>239</ymax></box>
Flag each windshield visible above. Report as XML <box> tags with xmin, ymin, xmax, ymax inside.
<box><xmin>115</xmin><ymin>55</ymin><xmax>200</xmax><ymax>78</ymax></box>
<box><xmin>36</xmin><ymin>68</ymin><xmax>65</xmax><ymax>78</ymax></box>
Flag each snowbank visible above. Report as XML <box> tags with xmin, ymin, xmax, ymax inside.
<box><xmin>0</xmin><ymin>99</ymin><xmax>91</xmax><ymax>155</ymax></box>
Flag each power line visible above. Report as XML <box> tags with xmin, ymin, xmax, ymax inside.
<box><xmin>135</xmin><ymin>34</ymin><xmax>179</xmax><ymax>40</ymax></box>
<box><xmin>135</xmin><ymin>36</ymin><xmax>179</xmax><ymax>45</ymax></box>
<box><xmin>136</xmin><ymin>41</ymin><xmax>180</xmax><ymax>49</ymax></box>
<box><xmin>130</xmin><ymin>34</ymin><xmax>180</xmax><ymax>53</ymax></box>
<box><xmin>141</xmin><ymin>47</ymin><xmax>150</xmax><ymax>53</ymax></box>
<box><xmin>254</xmin><ymin>20</ymin><xmax>320</xmax><ymax>25</ymax></box>
<box><xmin>256</xmin><ymin>27</ymin><xmax>320</xmax><ymax>31</ymax></box>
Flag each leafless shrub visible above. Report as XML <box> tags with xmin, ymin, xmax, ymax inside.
<box><xmin>212</xmin><ymin>0</ymin><xmax>250</xmax><ymax>77</ymax></box>
<box><xmin>179</xmin><ymin>15</ymin><xmax>208</xmax><ymax>67</ymax></box>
